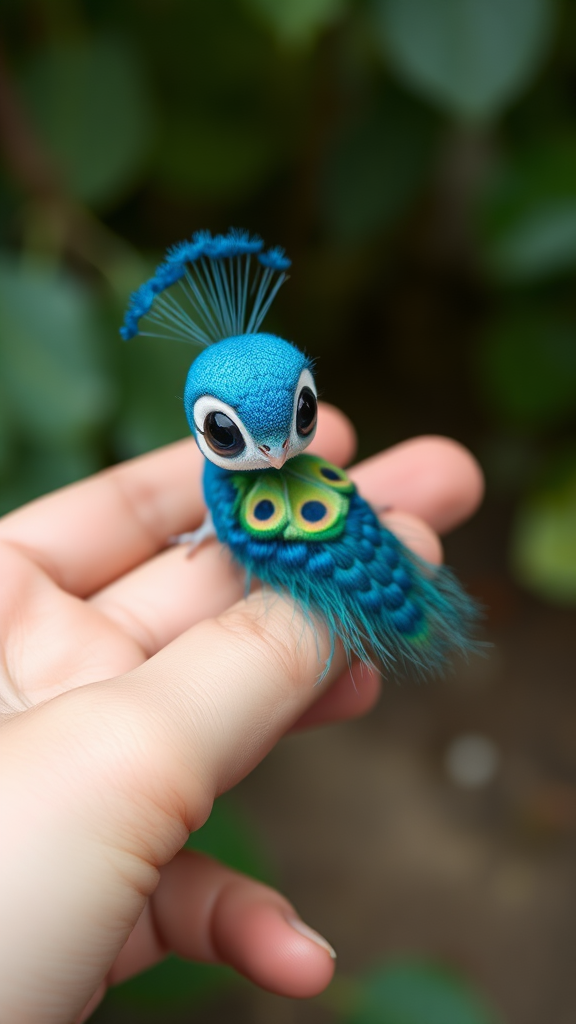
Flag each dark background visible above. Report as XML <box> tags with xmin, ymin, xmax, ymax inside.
<box><xmin>1</xmin><ymin>1</ymin><xmax>576</xmax><ymax>1022</ymax></box>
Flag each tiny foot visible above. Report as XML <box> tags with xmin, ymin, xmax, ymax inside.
<box><xmin>169</xmin><ymin>512</ymin><xmax>216</xmax><ymax>556</ymax></box>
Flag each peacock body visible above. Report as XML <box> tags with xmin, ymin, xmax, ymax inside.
<box><xmin>122</xmin><ymin>229</ymin><xmax>477</xmax><ymax>678</ymax></box>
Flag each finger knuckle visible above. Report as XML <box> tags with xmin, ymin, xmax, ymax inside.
<box><xmin>211</xmin><ymin>594</ymin><xmax>319</xmax><ymax>694</ymax></box>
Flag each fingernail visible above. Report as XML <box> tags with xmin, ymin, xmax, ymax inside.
<box><xmin>288</xmin><ymin>917</ymin><xmax>337</xmax><ymax>959</ymax></box>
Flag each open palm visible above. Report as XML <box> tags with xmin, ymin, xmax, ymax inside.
<box><xmin>0</xmin><ymin>404</ymin><xmax>482</xmax><ymax>1024</ymax></box>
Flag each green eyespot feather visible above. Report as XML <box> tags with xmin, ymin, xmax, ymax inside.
<box><xmin>235</xmin><ymin>454</ymin><xmax>354</xmax><ymax>543</ymax></box>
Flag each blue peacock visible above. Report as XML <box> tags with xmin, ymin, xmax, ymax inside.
<box><xmin>122</xmin><ymin>229</ymin><xmax>477</xmax><ymax>677</ymax></box>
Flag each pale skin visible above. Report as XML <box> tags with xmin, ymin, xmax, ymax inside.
<box><xmin>0</xmin><ymin>403</ymin><xmax>483</xmax><ymax>1024</ymax></box>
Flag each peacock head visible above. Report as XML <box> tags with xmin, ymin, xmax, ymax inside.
<box><xmin>121</xmin><ymin>229</ymin><xmax>317</xmax><ymax>472</ymax></box>
<box><xmin>183</xmin><ymin>332</ymin><xmax>316</xmax><ymax>471</ymax></box>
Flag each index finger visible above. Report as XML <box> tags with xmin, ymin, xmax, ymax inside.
<box><xmin>0</xmin><ymin>403</ymin><xmax>356</xmax><ymax>597</ymax></box>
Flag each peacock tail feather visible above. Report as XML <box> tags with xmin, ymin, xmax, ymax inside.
<box><xmin>203</xmin><ymin>454</ymin><xmax>479</xmax><ymax>680</ymax></box>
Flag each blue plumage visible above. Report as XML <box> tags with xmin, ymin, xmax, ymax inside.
<box><xmin>121</xmin><ymin>228</ymin><xmax>478</xmax><ymax>679</ymax></box>
<box><xmin>184</xmin><ymin>333</ymin><xmax>311</xmax><ymax>449</ymax></box>
<box><xmin>203</xmin><ymin>459</ymin><xmax>476</xmax><ymax>677</ymax></box>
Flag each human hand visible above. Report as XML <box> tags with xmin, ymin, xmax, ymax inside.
<box><xmin>0</xmin><ymin>404</ymin><xmax>483</xmax><ymax>1023</ymax></box>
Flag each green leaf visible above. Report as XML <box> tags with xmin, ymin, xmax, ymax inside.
<box><xmin>243</xmin><ymin>0</ymin><xmax>346</xmax><ymax>46</ymax></box>
<box><xmin>21</xmin><ymin>35</ymin><xmax>155</xmax><ymax>208</ymax></box>
<box><xmin>371</xmin><ymin>0</ymin><xmax>555</xmax><ymax>121</ymax></box>
<box><xmin>321</xmin><ymin>86</ymin><xmax>438</xmax><ymax>242</ymax></box>
<box><xmin>480</xmin><ymin>139</ymin><xmax>576</xmax><ymax>281</ymax></box>
<box><xmin>477</xmin><ymin>305</ymin><xmax>576</xmax><ymax>429</ymax></box>
<box><xmin>0</xmin><ymin>258</ymin><xmax>116</xmax><ymax>443</ymax></box>
<box><xmin>345</xmin><ymin>960</ymin><xmax>503</xmax><ymax>1024</ymax></box>
<box><xmin>512</xmin><ymin>466</ymin><xmax>576</xmax><ymax>604</ymax></box>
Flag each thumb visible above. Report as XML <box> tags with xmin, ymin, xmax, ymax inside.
<box><xmin>0</xmin><ymin>591</ymin><xmax>340</xmax><ymax>1023</ymax></box>
<box><xmin>111</xmin><ymin>588</ymin><xmax>340</xmax><ymax>838</ymax></box>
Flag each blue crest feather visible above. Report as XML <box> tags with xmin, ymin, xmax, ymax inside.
<box><xmin>120</xmin><ymin>228</ymin><xmax>291</xmax><ymax>345</ymax></box>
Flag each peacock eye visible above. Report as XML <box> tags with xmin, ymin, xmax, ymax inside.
<box><xmin>203</xmin><ymin>411</ymin><xmax>246</xmax><ymax>457</ymax></box>
<box><xmin>296</xmin><ymin>386</ymin><xmax>317</xmax><ymax>437</ymax></box>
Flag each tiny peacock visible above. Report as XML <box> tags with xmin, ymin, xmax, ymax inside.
<box><xmin>122</xmin><ymin>229</ymin><xmax>477</xmax><ymax>678</ymax></box>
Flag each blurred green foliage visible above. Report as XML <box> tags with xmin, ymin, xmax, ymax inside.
<box><xmin>1</xmin><ymin>0</ymin><xmax>575</xmax><ymax>609</ymax></box>
<box><xmin>372</xmin><ymin>0</ymin><xmax>554</xmax><ymax>121</ymax></box>
<box><xmin>512</xmin><ymin>460</ymin><xmax>576</xmax><ymax>603</ymax></box>
<box><xmin>477</xmin><ymin>302</ymin><xmax>576</xmax><ymax>428</ymax></box>
<box><xmin>480</xmin><ymin>137</ymin><xmax>576</xmax><ymax>281</ymax></box>
<box><xmin>1</xmin><ymin>0</ymin><xmax>576</xmax><ymax>1016</ymax></box>
<box><xmin>336</xmin><ymin>959</ymin><xmax>504</xmax><ymax>1024</ymax></box>
<box><xmin>21</xmin><ymin>34</ymin><xmax>155</xmax><ymax>207</ymax></box>
<box><xmin>320</xmin><ymin>84</ymin><xmax>440</xmax><ymax>241</ymax></box>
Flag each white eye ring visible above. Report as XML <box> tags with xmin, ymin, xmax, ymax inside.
<box><xmin>288</xmin><ymin>368</ymin><xmax>317</xmax><ymax>456</ymax></box>
<box><xmin>193</xmin><ymin>395</ymin><xmax>246</xmax><ymax>444</ymax></box>
<box><xmin>192</xmin><ymin>395</ymin><xmax>267</xmax><ymax>471</ymax></box>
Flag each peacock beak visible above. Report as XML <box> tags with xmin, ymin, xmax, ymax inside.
<box><xmin>259</xmin><ymin>439</ymin><xmax>289</xmax><ymax>469</ymax></box>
